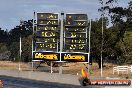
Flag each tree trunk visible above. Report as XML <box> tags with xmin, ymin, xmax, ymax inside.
<box><xmin>98</xmin><ymin>59</ymin><xmax>103</xmax><ymax>69</ymax></box>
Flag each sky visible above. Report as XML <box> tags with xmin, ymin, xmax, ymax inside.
<box><xmin>0</xmin><ymin>0</ymin><xmax>130</xmax><ymax>30</ymax></box>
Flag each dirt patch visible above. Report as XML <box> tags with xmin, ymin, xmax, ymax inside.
<box><xmin>0</xmin><ymin>61</ymin><xmax>132</xmax><ymax>78</ymax></box>
<box><xmin>0</xmin><ymin>61</ymin><xmax>29</xmax><ymax>70</ymax></box>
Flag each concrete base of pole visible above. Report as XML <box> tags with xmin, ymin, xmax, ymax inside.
<box><xmin>59</xmin><ymin>63</ymin><xmax>63</xmax><ymax>74</ymax></box>
<box><xmin>31</xmin><ymin>61</ymin><xmax>34</xmax><ymax>71</ymax></box>
<box><xmin>19</xmin><ymin>63</ymin><xmax>21</xmax><ymax>71</ymax></box>
<box><xmin>51</xmin><ymin>62</ymin><xmax>53</xmax><ymax>73</ymax></box>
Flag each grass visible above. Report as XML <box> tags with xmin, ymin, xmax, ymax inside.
<box><xmin>0</xmin><ymin>61</ymin><xmax>29</xmax><ymax>70</ymax></box>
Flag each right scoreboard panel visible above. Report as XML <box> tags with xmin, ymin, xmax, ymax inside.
<box><xmin>64</xmin><ymin>14</ymin><xmax>88</xmax><ymax>52</ymax></box>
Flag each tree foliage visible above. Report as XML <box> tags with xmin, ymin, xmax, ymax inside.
<box><xmin>7</xmin><ymin>19</ymin><xmax>33</xmax><ymax>61</ymax></box>
<box><xmin>91</xmin><ymin>17</ymin><xmax>121</xmax><ymax>68</ymax></box>
<box><xmin>21</xmin><ymin>35</ymin><xmax>32</xmax><ymax>62</ymax></box>
<box><xmin>98</xmin><ymin>0</ymin><xmax>132</xmax><ymax>64</ymax></box>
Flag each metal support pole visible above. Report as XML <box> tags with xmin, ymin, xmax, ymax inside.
<box><xmin>19</xmin><ymin>34</ymin><xmax>21</xmax><ymax>71</ymax></box>
<box><xmin>59</xmin><ymin>11</ymin><xmax>64</xmax><ymax>74</ymax></box>
<box><xmin>101</xmin><ymin>19</ymin><xmax>103</xmax><ymax>77</ymax></box>
<box><xmin>101</xmin><ymin>17</ymin><xmax>103</xmax><ymax>77</ymax></box>
<box><xmin>19</xmin><ymin>20</ymin><xmax>23</xmax><ymax>71</ymax></box>
<box><xmin>88</xmin><ymin>19</ymin><xmax>91</xmax><ymax>75</ymax></box>
<box><xmin>32</xmin><ymin>11</ymin><xmax>35</xmax><ymax>71</ymax></box>
<box><xmin>101</xmin><ymin>1</ymin><xmax>104</xmax><ymax>77</ymax></box>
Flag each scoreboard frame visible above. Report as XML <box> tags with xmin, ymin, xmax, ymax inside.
<box><xmin>32</xmin><ymin>12</ymin><xmax>90</xmax><ymax>63</ymax></box>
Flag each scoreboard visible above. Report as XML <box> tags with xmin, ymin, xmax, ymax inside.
<box><xmin>64</xmin><ymin>14</ymin><xmax>88</xmax><ymax>52</ymax></box>
<box><xmin>35</xmin><ymin>13</ymin><xmax>59</xmax><ymax>52</ymax></box>
<box><xmin>33</xmin><ymin>12</ymin><xmax>89</xmax><ymax>62</ymax></box>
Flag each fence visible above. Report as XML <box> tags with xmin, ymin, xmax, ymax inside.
<box><xmin>113</xmin><ymin>65</ymin><xmax>132</xmax><ymax>74</ymax></box>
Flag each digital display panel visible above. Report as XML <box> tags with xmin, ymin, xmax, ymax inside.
<box><xmin>65</xmin><ymin>28</ymin><xmax>86</xmax><ymax>32</ymax></box>
<box><xmin>64</xmin><ymin>14</ymin><xmax>88</xmax><ymax>52</ymax></box>
<box><xmin>37</xmin><ymin>13</ymin><xmax>58</xmax><ymax>25</ymax></box>
<box><xmin>37</xmin><ymin>26</ymin><xmax>58</xmax><ymax>31</ymax></box>
<box><xmin>37</xmin><ymin>13</ymin><xmax>58</xmax><ymax>20</ymax></box>
<box><xmin>66</xmin><ymin>14</ymin><xmax>87</xmax><ymax>26</ymax></box>
<box><xmin>65</xmin><ymin>44</ymin><xmax>86</xmax><ymax>50</ymax></box>
<box><xmin>65</xmin><ymin>39</ymin><xmax>86</xmax><ymax>44</ymax></box>
<box><xmin>65</xmin><ymin>32</ymin><xmax>86</xmax><ymax>38</ymax></box>
<box><xmin>36</xmin><ymin>38</ymin><xmax>57</xmax><ymax>43</ymax></box>
<box><xmin>36</xmin><ymin>31</ymin><xmax>57</xmax><ymax>37</ymax></box>
<box><xmin>37</xmin><ymin>20</ymin><xmax>58</xmax><ymax>25</ymax></box>
<box><xmin>33</xmin><ymin>52</ymin><xmax>60</xmax><ymax>61</ymax></box>
<box><xmin>34</xmin><ymin>13</ymin><xmax>59</xmax><ymax>52</ymax></box>
<box><xmin>35</xmin><ymin>43</ymin><xmax>57</xmax><ymax>51</ymax></box>
<box><xmin>61</xmin><ymin>52</ymin><xmax>88</xmax><ymax>62</ymax></box>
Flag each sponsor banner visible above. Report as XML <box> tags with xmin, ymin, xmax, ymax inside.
<box><xmin>33</xmin><ymin>52</ymin><xmax>60</xmax><ymax>61</ymax></box>
<box><xmin>61</xmin><ymin>52</ymin><xmax>88</xmax><ymax>62</ymax></box>
<box><xmin>33</xmin><ymin>52</ymin><xmax>89</xmax><ymax>62</ymax></box>
<box><xmin>79</xmin><ymin>77</ymin><xmax>131</xmax><ymax>86</ymax></box>
<box><xmin>90</xmin><ymin>79</ymin><xmax>131</xmax><ymax>86</ymax></box>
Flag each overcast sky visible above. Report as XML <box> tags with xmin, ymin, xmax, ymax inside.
<box><xmin>0</xmin><ymin>0</ymin><xmax>130</xmax><ymax>30</ymax></box>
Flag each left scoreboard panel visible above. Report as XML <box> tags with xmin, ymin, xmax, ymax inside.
<box><xmin>33</xmin><ymin>13</ymin><xmax>60</xmax><ymax>61</ymax></box>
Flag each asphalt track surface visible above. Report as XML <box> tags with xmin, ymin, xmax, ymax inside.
<box><xmin>0</xmin><ymin>76</ymin><xmax>102</xmax><ymax>88</ymax></box>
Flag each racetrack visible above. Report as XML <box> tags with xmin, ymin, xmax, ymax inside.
<box><xmin>0</xmin><ymin>76</ymin><xmax>81</xmax><ymax>88</ymax></box>
<box><xmin>0</xmin><ymin>76</ymin><xmax>103</xmax><ymax>88</ymax></box>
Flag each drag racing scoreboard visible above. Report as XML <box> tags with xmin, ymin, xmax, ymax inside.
<box><xmin>32</xmin><ymin>12</ymin><xmax>89</xmax><ymax>62</ymax></box>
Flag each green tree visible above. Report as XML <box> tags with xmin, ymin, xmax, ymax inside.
<box><xmin>0</xmin><ymin>28</ymin><xmax>8</xmax><ymax>43</ymax></box>
<box><xmin>0</xmin><ymin>43</ymin><xmax>8</xmax><ymax>53</ymax></box>
<box><xmin>98</xmin><ymin>0</ymin><xmax>132</xmax><ymax>64</ymax></box>
<box><xmin>116</xmin><ymin>31</ymin><xmax>132</xmax><ymax>64</ymax></box>
<box><xmin>91</xmin><ymin>17</ymin><xmax>117</xmax><ymax>68</ymax></box>
<box><xmin>8</xmin><ymin>19</ymin><xmax>33</xmax><ymax>61</ymax></box>
<box><xmin>21</xmin><ymin>35</ymin><xmax>32</xmax><ymax>62</ymax></box>
<box><xmin>9</xmin><ymin>42</ymin><xmax>19</xmax><ymax>61</ymax></box>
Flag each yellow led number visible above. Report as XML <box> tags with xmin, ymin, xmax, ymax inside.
<box><xmin>41</xmin><ymin>32</ymin><xmax>56</xmax><ymax>37</ymax></box>
<box><xmin>69</xmin><ymin>44</ymin><xmax>85</xmax><ymax>50</ymax></box>
<box><xmin>70</xmin><ymin>33</ymin><xmax>85</xmax><ymax>38</ymax></box>
<box><xmin>39</xmin><ymin>44</ymin><xmax>56</xmax><ymax>49</ymax></box>
<box><xmin>40</xmin><ymin>20</ymin><xmax>44</xmax><ymax>24</ymax></box>
<box><xmin>39</xmin><ymin>20</ymin><xmax>57</xmax><ymax>25</ymax></box>
<box><xmin>65</xmin><ymin>28</ymin><xmax>85</xmax><ymax>31</ymax></box>
<box><xmin>70</xmin><ymin>44</ymin><xmax>76</xmax><ymax>50</ymax></box>
<box><xmin>39</xmin><ymin>14</ymin><xmax>57</xmax><ymax>19</ymax></box>
<box><xmin>44</xmin><ymin>27</ymin><xmax>57</xmax><ymax>31</ymax></box>
<box><xmin>71</xmin><ymin>39</ymin><xmax>85</xmax><ymax>43</ymax></box>
<box><xmin>47</xmin><ymin>21</ymin><xmax>57</xmax><ymax>25</ymax></box>
<box><xmin>39</xmin><ymin>44</ymin><xmax>44</xmax><ymax>48</ymax></box>
<box><xmin>67</xmin><ymin>15</ymin><xmax>72</xmax><ymax>25</ymax></box>
<box><xmin>46</xmin><ymin>44</ymin><xmax>56</xmax><ymax>49</ymax></box>
<box><xmin>79</xmin><ymin>44</ymin><xmax>85</xmax><ymax>49</ymax></box>
<box><xmin>40</xmin><ymin>14</ymin><xmax>44</xmax><ymax>17</ymax></box>
<box><xmin>47</xmin><ymin>14</ymin><xmax>57</xmax><ymax>19</ymax></box>
<box><xmin>49</xmin><ymin>44</ymin><xmax>56</xmax><ymax>49</ymax></box>
<box><xmin>77</xmin><ymin>22</ymin><xmax>86</xmax><ymax>26</ymax></box>
<box><xmin>44</xmin><ymin>38</ymin><xmax>56</xmax><ymax>43</ymax></box>
<box><xmin>71</xmin><ymin>33</ymin><xmax>76</xmax><ymax>38</ymax></box>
